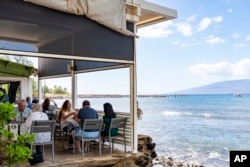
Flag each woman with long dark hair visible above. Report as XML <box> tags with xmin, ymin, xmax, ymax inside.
<box><xmin>57</xmin><ymin>100</ymin><xmax>78</xmax><ymax>149</ymax></box>
<box><xmin>58</xmin><ymin>100</ymin><xmax>78</xmax><ymax>128</ymax></box>
<box><xmin>101</xmin><ymin>103</ymin><xmax>118</xmax><ymax>137</ymax></box>
<box><xmin>41</xmin><ymin>98</ymin><xmax>57</xmax><ymax>111</ymax></box>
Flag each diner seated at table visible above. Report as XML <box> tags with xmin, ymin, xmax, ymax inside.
<box><xmin>101</xmin><ymin>103</ymin><xmax>118</xmax><ymax>141</ymax></box>
<box><xmin>20</xmin><ymin>107</ymin><xmax>50</xmax><ymax>164</ymax></box>
<box><xmin>14</xmin><ymin>99</ymin><xmax>32</xmax><ymax>123</ymax></box>
<box><xmin>26</xmin><ymin>96</ymin><xmax>33</xmax><ymax>110</ymax></box>
<box><xmin>74</xmin><ymin>100</ymin><xmax>98</xmax><ymax>153</ymax></box>
<box><xmin>41</xmin><ymin>98</ymin><xmax>58</xmax><ymax>112</ymax></box>
<box><xmin>32</xmin><ymin>103</ymin><xmax>42</xmax><ymax>112</ymax></box>
<box><xmin>57</xmin><ymin>100</ymin><xmax>78</xmax><ymax>149</ymax></box>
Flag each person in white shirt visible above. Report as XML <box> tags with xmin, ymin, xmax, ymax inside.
<box><xmin>57</xmin><ymin>100</ymin><xmax>78</xmax><ymax>149</ymax></box>
<box><xmin>20</xmin><ymin>106</ymin><xmax>50</xmax><ymax>156</ymax></box>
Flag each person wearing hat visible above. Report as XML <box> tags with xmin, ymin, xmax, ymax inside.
<box><xmin>74</xmin><ymin>100</ymin><xmax>98</xmax><ymax>153</ymax></box>
<box><xmin>32</xmin><ymin>99</ymin><xmax>42</xmax><ymax>112</ymax></box>
<box><xmin>32</xmin><ymin>99</ymin><xmax>39</xmax><ymax>104</ymax></box>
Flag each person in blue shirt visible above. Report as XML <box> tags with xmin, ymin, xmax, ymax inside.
<box><xmin>74</xmin><ymin>100</ymin><xmax>98</xmax><ymax>153</ymax></box>
<box><xmin>26</xmin><ymin>96</ymin><xmax>33</xmax><ymax>109</ymax></box>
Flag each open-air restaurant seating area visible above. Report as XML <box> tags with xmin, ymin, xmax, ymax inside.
<box><xmin>13</xmin><ymin>110</ymin><xmax>132</xmax><ymax>167</ymax></box>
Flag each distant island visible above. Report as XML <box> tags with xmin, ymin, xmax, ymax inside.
<box><xmin>171</xmin><ymin>79</ymin><xmax>250</xmax><ymax>94</ymax></box>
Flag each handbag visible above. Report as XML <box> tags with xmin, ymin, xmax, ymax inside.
<box><xmin>28</xmin><ymin>152</ymin><xmax>44</xmax><ymax>165</ymax></box>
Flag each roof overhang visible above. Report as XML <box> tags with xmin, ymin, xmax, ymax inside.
<box><xmin>126</xmin><ymin>0</ymin><xmax>177</xmax><ymax>28</ymax></box>
<box><xmin>0</xmin><ymin>0</ymin><xmax>177</xmax><ymax>45</ymax></box>
<box><xmin>0</xmin><ymin>0</ymin><xmax>177</xmax><ymax>78</ymax></box>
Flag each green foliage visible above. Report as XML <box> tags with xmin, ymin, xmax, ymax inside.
<box><xmin>5</xmin><ymin>133</ymin><xmax>35</xmax><ymax>165</ymax></box>
<box><xmin>42</xmin><ymin>85</ymin><xmax>49</xmax><ymax>95</ymax></box>
<box><xmin>42</xmin><ymin>85</ymin><xmax>69</xmax><ymax>95</ymax></box>
<box><xmin>32</xmin><ymin>79</ymin><xmax>38</xmax><ymax>94</ymax></box>
<box><xmin>0</xmin><ymin>55</ymin><xmax>10</xmax><ymax>60</ymax></box>
<box><xmin>53</xmin><ymin>85</ymin><xmax>68</xmax><ymax>94</ymax></box>
<box><xmin>12</xmin><ymin>56</ymin><xmax>33</xmax><ymax>66</ymax></box>
<box><xmin>0</xmin><ymin>55</ymin><xmax>33</xmax><ymax>66</ymax></box>
<box><xmin>0</xmin><ymin>102</ymin><xmax>35</xmax><ymax>166</ymax></box>
<box><xmin>0</xmin><ymin>103</ymin><xmax>15</xmax><ymax>126</ymax></box>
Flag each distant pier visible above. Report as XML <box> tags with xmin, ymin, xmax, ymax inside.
<box><xmin>78</xmin><ymin>94</ymin><xmax>168</xmax><ymax>98</ymax></box>
<box><xmin>45</xmin><ymin>94</ymin><xmax>188</xmax><ymax>99</ymax></box>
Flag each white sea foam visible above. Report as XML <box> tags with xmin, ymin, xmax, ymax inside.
<box><xmin>208</xmin><ymin>151</ymin><xmax>221</xmax><ymax>159</ymax></box>
<box><xmin>203</xmin><ymin>113</ymin><xmax>212</xmax><ymax>117</ymax></box>
<box><xmin>161</xmin><ymin>111</ymin><xmax>183</xmax><ymax>116</ymax></box>
<box><xmin>161</xmin><ymin>111</ymin><xmax>212</xmax><ymax>118</ymax></box>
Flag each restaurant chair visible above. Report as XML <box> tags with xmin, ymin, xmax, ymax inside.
<box><xmin>30</xmin><ymin>120</ymin><xmax>56</xmax><ymax>162</ymax></box>
<box><xmin>73</xmin><ymin>119</ymin><xmax>103</xmax><ymax>158</ymax></box>
<box><xmin>43</xmin><ymin>110</ymin><xmax>57</xmax><ymax>120</ymax></box>
<box><xmin>54</xmin><ymin>121</ymin><xmax>71</xmax><ymax>149</ymax></box>
<box><xmin>108</xmin><ymin>117</ymin><xmax>127</xmax><ymax>155</ymax></box>
<box><xmin>53</xmin><ymin>110</ymin><xmax>68</xmax><ymax>148</ymax></box>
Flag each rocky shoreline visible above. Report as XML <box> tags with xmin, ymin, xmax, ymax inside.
<box><xmin>152</xmin><ymin>156</ymin><xmax>204</xmax><ymax>167</ymax></box>
<box><xmin>136</xmin><ymin>134</ymin><xmax>203</xmax><ymax>167</ymax></box>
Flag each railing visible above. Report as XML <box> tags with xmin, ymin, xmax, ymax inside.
<box><xmin>97</xmin><ymin>111</ymin><xmax>132</xmax><ymax>146</ymax></box>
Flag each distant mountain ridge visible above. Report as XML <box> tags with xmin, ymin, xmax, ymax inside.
<box><xmin>171</xmin><ymin>79</ymin><xmax>250</xmax><ymax>94</ymax></box>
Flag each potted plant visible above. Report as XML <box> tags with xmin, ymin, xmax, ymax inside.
<box><xmin>0</xmin><ymin>102</ymin><xmax>35</xmax><ymax>166</ymax></box>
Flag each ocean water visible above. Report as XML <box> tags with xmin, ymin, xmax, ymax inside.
<box><xmin>53</xmin><ymin>94</ymin><xmax>250</xmax><ymax>167</ymax></box>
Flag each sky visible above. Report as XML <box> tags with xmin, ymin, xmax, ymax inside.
<box><xmin>1</xmin><ymin>0</ymin><xmax>250</xmax><ymax>94</ymax></box>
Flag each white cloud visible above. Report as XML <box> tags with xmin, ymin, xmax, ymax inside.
<box><xmin>234</xmin><ymin>43</ymin><xmax>247</xmax><ymax>47</ymax></box>
<box><xmin>213</xmin><ymin>16</ymin><xmax>223</xmax><ymax>23</ymax></box>
<box><xmin>137</xmin><ymin>21</ymin><xmax>174</xmax><ymax>38</ymax></box>
<box><xmin>197</xmin><ymin>16</ymin><xmax>223</xmax><ymax>32</ymax></box>
<box><xmin>186</xmin><ymin>15</ymin><xmax>197</xmax><ymax>22</ymax></box>
<box><xmin>233</xmin><ymin>59</ymin><xmax>250</xmax><ymax>77</ymax></box>
<box><xmin>177</xmin><ymin>22</ymin><xmax>193</xmax><ymax>36</ymax></box>
<box><xmin>232</xmin><ymin>32</ymin><xmax>240</xmax><ymax>39</ymax></box>
<box><xmin>227</xmin><ymin>8</ymin><xmax>233</xmax><ymax>13</ymax></box>
<box><xmin>189</xmin><ymin>62</ymin><xmax>233</xmax><ymax>76</ymax></box>
<box><xmin>246</xmin><ymin>35</ymin><xmax>250</xmax><ymax>41</ymax></box>
<box><xmin>197</xmin><ymin>17</ymin><xmax>212</xmax><ymax>31</ymax></box>
<box><xmin>206</xmin><ymin>35</ymin><xmax>225</xmax><ymax>44</ymax></box>
<box><xmin>188</xmin><ymin>58</ymin><xmax>250</xmax><ymax>78</ymax></box>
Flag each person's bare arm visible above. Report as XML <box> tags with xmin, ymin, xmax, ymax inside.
<box><xmin>61</xmin><ymin>111</ymin><xmax>76</xmax><ymax>120</ymax></box>
<box><xmin>50</xmin><ymin>99</ymin><xmax>58</xmax><ymax>108</ymax></box>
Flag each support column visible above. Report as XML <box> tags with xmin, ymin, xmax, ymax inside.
<box><xmin>130</xmin><ymin>24</ymin><xmax>138</xmax><ymax>153</ymax></box>
<box><xmin>38</xmin><ymin>79</ymin><xmax>42</xmax><ymax>102</ymax></box>
<box><xmin>71</xmin><ymin>60</ymin><xmax>77</xmax><ymax>109</ymax></box>
<box><xmin>19</xmin><ymin>77</ymin><xmax>32</xmax><ymax>100</ymax></box>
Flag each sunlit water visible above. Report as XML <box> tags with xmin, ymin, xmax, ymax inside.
<box><xmin>53</xmin><ymin>95</ymin><xmax>250</xmax><ymax>167</ymax></box>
